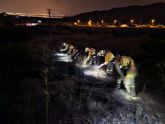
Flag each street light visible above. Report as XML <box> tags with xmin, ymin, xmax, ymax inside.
<box><xmin>130</xmin><ymin>19</ymin><xmax>134</xmax><ymax>24</ymax></box>
<box><xmin>74</xmin><ymin>22</ymin><xmax>78</xmax><ymax>26</ymax></box>
<box><xmin>73</xmin><ymin>19</ymin><xmax>80</xmax><ymax>26</ymax></box>
<box><xmin>101</xmin><ymin>20</ymin><xmax>104</xmax><ymax>24</ymax></box>
<box><xmin>151</xmin><ymin>19</ymin><xmax>156</xmax><ymax>26</ymax></box>
<box><xmin>77</xmin><ymin>19</ymin><xmax>80</xmax><ymax>24</ymax></box>
<box><xmin>87</xmin><ymin>20</ymin><xmax>92</xmax><ymax>26</ymax></box>
<box><xmin>114</xmin><ymin>20</ymin><xmax>117</xmax><ymax>24</ymax></box>
<box><xmin>129</xmin><ymin>19</ymin><xmax>137</xmax><ymax>27</ymax></box>
<box><xmin>113</xmin><ymin>19</ymin><xmax>119</xmax><ymax>27</ymax></box>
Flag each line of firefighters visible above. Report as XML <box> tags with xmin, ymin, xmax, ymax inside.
<box><xmin>60</xmin><ymin>43</ymin><xmax>137</xmax><ymax>97</ymax></box>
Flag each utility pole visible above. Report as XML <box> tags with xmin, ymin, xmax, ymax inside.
<box><xmin>46</xmin><ymin>9</ymin><xmax>53</xmax><ymax>18</ymax></box>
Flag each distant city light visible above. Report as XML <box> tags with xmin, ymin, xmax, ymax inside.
<box><xmin>1</xmin><ymin>12</ymin><xmax>64</xmax><ymax>18</ymax></box>
<box><xmin>120</xmin><ymin>24</ymin><xmax>128</xmax><ymax>28</ymax></box>
<box><xmin>71</xmin><ymin>18</ymin><xmax>165</xmax><ymax>28</ymax></box>
<box><xmin>101</xmin><ymin>20</ymin><xmax>104</xmax><ymax>24</ymax></box>
<box><xmin>74</xmin><ymin>22</ymin><xmax>78</xmax><ymax>26</ymax></box>
<box><xmin>114</xmin><ymin>20</ymin><xmax>117</xmax><ymax>23</ymax></box>
<box><xmin>151</xmin><ymin>19</ymin><xmax>155</xmax><ymax>23</ymax></box>
<box><xmin>38</xmin><ymin>20</ymin><xmax>42</xmax><ymax>23</ymax></box>
<box><xmin>77</xmin><ymin>19</ymin><xmax>80</xmax><ymax>23</ymax></box>
<box><xmin>130</xmin><ymin>19</ymin><xmax>134</xmax><ymax>23</ymax></box>
<box><xmin>88</xmin><ymin>20</ymin><xmax>92</xmax><ymax>26</ymax></box>
<box><xmin>151</xmin><ymin>19</ymin><xmax>156</xmax><ymax>25</ymax></box>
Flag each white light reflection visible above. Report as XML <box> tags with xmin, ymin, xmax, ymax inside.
<box><xmin>83</xmin><ymin>66</ymin><xmax>107</xmax><ymax>79</ymax></box>
<box><xmin>113</xmin><ymin>89</ymin><xmax>141</xmax><ymax>102</ymax></box>
<box><xmin>54</xmin><ymin>53</ymin><xmax>67</xmax><ymax>57</ymax></box>
<box><xmin>54</xmin><ymin>53</ymin><xmax>73</xmax><ymax>62</ymax></box>
<box><xmin>75</xmin><ymin>63</ymin><xmax>91</xmax><ymax>69</ymax></box>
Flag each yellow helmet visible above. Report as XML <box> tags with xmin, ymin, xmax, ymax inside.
<box><xmin>116</xmin><ymin>56</ymin><xmax>130</xmax><ymax>67</ymax></box>
<box><xmin>99</xmin><ymin>50</ymin><xmax>106</xmax><ymax>56</ymax></box>
<box><xmin>85</xmin><ymin>47</ymin><xmax>89</xmax><ymax>52</ymax></box>
<box><xmin>70</xmin><ymin>45</ymin><xmax>74</xmax><ymax>49</ymax></box>
<box><xmin>104</xmin><ymin>51</ymin><xmax>115</xmax><ymax>63</ymax></box>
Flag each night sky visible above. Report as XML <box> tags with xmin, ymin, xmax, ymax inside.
<box><xmin>0</xmin><ymin>0</ymin><xmax>164</xmax><ymax>16</ymax></box>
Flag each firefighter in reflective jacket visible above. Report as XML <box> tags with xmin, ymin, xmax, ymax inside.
<box><xmin>82</xmin><ymin>47</ymin><xmax>96</xmax><ymax>65</ymax></box>
<box><xmin>98</xmin><ymin>50</ymin><xmax>115</xmax><ymax>75</ymax></box>
<box><xmin>115</xmin><ymin>56</ymin><xmax>137</xmax><ymax>97</ymax></box>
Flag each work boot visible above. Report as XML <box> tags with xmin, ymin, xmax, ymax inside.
<box><xmin>107</xmin><ymin>69</ymin><xmax>113</xmax><ymax>76</ymax></box>
<box><xmin>126</xmin><ymin>86</ymin><xmax>136</xmax><ymax>97</ymax></box>
<box><xmin>116</xmin><ymin>78</ymin><xmax>122</xmax><ymax>89</ymax></box>
<box><xmin>130</xmin><ymin>87</ymin><xmax>136</xmax><ymax>97</ymax></box>
<box><xmin>131</xmin><ymin>92</ymin><xmax>136</xmax><ymax>97</ymax></box>
<box><xmin>128</xmin><ymin>91</ymin><xmax>136</xmax><ymax>97</ymax></box>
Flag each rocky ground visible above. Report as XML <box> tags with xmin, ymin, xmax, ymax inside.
<box><xmin>42</xmin><ymin>59</ymin><xmax>165</xmax><ymax>124</ymax></box>
<box><xmin>0</xmin><ymin>26</ymin><xmax>165</xmax><ymax>124</ymax></box>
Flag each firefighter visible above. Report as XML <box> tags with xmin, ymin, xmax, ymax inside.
<box><xmin>60</xmin><ymin>43</ymin><xmax>69</xmax><ymax>53</ymax></box>
<box><xmin>96</xmin><ymin>50</ymin><xmax>105</xmax><ymax>65</ymax></box>
<box><xmin>60</xmin><ymin>43</ymin><xmax>74</xmax><ymax>55</ymax></box>
<box><xmin>97</xmin><ymin>50</ymin><xmax>115</xmax><ymax>75</ymax></box>
<box><xmin>71</xmin><ymin>48</ymin><xmax>79</xmax><ymax>60</ymax></box>
<box><xmin>82</xmin><ymin>47</ymin><xmax>96</xmax><ymax>66</ymax></box>
<box><xmin>67</xmin><ymin>44</ymin><xmax>74</xmax><ymax>55</ymax></box>
<box><xmin>115</xmin><ymin>56</ymin><xmax>137</xmax><ymax>97</ymax></box>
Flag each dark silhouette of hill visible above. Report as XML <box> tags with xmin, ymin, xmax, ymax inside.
<box><xmin>70</xmin><ymin>3</ymin><xmax>165</xmax><ymax>24</ymax></box>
